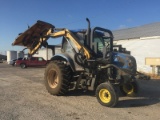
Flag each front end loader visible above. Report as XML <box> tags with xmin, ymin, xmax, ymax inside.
<box><xmin>12</xmin><ymin>19</ymin><xmax>138</xmax><ymax>107</ymax></box>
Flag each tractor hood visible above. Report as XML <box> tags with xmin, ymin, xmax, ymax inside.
<box><xmin>12</xmin><ymin>20</ymin><xmax>55</xmax><ymax>55</ymax></box>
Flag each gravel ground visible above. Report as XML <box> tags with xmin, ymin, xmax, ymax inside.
<box><xmin>0</xmin><ymin>63</ymin><xmax>160</xmax><ymax>120</ymax></box>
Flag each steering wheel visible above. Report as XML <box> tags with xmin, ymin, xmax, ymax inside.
<box><xmin>74</xmin><ymin>53</ymin><xmax>86</xmax><ymax>67</ymax></box>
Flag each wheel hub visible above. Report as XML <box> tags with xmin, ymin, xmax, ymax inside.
<box><xmin>99</xmin><ymin>89</ymin><xmax>111</xmax><ymax>103</ymax></box>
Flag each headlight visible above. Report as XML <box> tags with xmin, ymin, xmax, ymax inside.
<box><xmin>126</xmin><ymin>57</ymin><xmax>132</xmax><ymax>67</ymax></box>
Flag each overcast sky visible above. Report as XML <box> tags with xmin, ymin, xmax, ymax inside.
<box><xmin>1</xmin><ymin>0</ymin><xmax>160</xmax><ymax>54</ymax></box>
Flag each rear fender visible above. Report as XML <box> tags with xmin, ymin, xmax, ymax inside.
<box><xmin>50</xmin><ymin>54</ymin><xmax>76</xmax><ymax>72</ymax></box>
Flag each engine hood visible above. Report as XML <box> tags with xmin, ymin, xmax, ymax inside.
<box><xmin>113</xmin><ymin>52</ymin><xmax>137</xmax><ymax>74</ymax></box>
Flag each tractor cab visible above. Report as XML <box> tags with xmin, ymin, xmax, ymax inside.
<box><xmin>70</xmin><ymin>28</ymin><xmax>113</xmax><ymax>58</ymax></box>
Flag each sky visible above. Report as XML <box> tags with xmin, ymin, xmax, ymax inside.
<box><xmin>1</xmin><ymin>0</ymin><xmax>160</xmax><ymax>55</ymax></box>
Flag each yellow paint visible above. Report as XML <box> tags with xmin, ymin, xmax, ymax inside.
<box><xmin>28</xmin><ymin>29</ymin><xmax>91</xmax><ymax>59</ymax></box>
<box><xmin>99</xmin><ymin>89</ymin><xmax>111</xmax><ymax>103</ymax></box>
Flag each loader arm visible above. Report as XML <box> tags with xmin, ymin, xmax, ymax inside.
<box><xmin>12</xmin><ymin>20</ymin><xmax>91</xmax><ymax>59</ymax></box>
<box><xmin>28</xmin><ymin>28</ymin><xmax>52</xmax><ymax>55</ymax></box>
<box><xmin>49</xmin><ymin>29</ymin><xmax>90</xmax><ymax>59</ymax></box>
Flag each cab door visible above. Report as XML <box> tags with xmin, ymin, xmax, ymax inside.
<box><xmin>61</xmin><ymin>37</ymin><xmax>84</xmax><ymax>71</ymax></box>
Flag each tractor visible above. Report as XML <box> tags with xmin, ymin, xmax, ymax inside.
<box><xmin>12</xmin><ymin>18</ymin><xmax>138</xmax><ymax>107</ymax></box>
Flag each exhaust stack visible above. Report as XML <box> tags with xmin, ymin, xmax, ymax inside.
<box><xmin>86</xmin><ymin>18</ymin><xmax>91</xmax><ymax>46</ymax></box>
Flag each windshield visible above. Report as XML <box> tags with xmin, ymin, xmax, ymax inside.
<box><xmin>93</xmin><ymin>30</ymin><xmax>112</xmax><ymax>56</ymax></box>
<box><xmin>94</xmin><ymin>36</ymin><xmax>111</xmax><ymax>53</ymax></box>
<box><xmin>71</xmin><ymin>28</ymin><xmax>113</xmax><ymax>58</ymax></box>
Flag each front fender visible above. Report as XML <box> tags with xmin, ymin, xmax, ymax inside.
<box><xmin>50</xmin><ymin>53</ymin><xmax>76</xmax><ymax>72</ymax></box>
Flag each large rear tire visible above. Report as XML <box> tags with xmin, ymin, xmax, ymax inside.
<box><xmin>96</xmin><ymin>82</ymin><xmax>119</xmax><ymax>107</ymax></box>
<box><xmin>44</xmin><ymin>61</ymin><xmax>72</xmax><ymax>95</ymax></box>
<box><xmin>120</xmin><ymin>80</ymin><xmax>139</xmax><ymax>97</ymax></box>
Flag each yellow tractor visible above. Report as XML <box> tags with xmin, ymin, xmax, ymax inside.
<box><xmin>12</xmin><ymin>19</ymin><xmax>138</xmax><ymax>107</ymax></box>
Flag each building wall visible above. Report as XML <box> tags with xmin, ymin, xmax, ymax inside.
<box><xmin>7</xmin><ymin>51</ymin><xmax>17</xmax><ymax>62</ymax></box>
<box><xmin>33</xmin><ymin>47</ymin><xmax>62</xmax><ymax>60</ymax></box>
<box><xmin>33</xmin><ymin>48</ymin><xmax>53</xmax><ymax>60</ymax></box>
<box><xmin>114</xmin><ymin>38</ymin><xmax>160</xmax><ymax>73</ymax></box>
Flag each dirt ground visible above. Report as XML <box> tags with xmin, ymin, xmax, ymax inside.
<box><xmin>0</xmin><ymin>63</ymin><xmax>160</xmax><ymax>120</ymax></box>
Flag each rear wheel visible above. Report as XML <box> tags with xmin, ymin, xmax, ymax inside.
<box><xmin>120</xmin><ymin>80</ymin><xmax>139</xmax><ymax>97</ymax></box>
<box><xmin>96</xmin><ymin>82</ymin><xmax>118</xmax><ymax>107</ymax></box>
<box><xmin>44</xmin><ymin>61</ymin><xmax>72</xmax><ymax>95</ymax></box>
<box><xmin>20</xmin><ymin>63</ymin><xmax>26</xmax><ymax>69</ymax></box>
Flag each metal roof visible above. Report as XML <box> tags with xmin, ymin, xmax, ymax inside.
<box><xmin>112</xmin><ymin>22</ymin><xmax>160</xmax><ymax>40</ymax></box>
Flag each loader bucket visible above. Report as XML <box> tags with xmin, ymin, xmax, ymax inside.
<box><xmin>12</xmin><ymin>20</ymin><xmax>54</xmax><ymax>55</ymax></box>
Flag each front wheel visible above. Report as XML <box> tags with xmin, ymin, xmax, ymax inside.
<box><xmin>96</xmin><ymin>82</ymin><xmax>119</xmax><ymax>107</ymax></box>
<box><xmin>120</xmin><ymin>80</ymin><xmax>139</xmax><ymax>97</ymax></box>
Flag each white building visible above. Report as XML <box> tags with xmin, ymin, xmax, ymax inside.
<box><xmin>113</xmin><ymin>22</ymin><xmax>160</xmax><ymax>74</ymax></box>
<box><xmin>33</xmin><ymin>46</ymin><xmax>61</xmax><ymax>60</ymax></box>
<box><xmin>6</xmin><ymin>50</ymin><xmax>24</xmax><ymax>64</ymax></box>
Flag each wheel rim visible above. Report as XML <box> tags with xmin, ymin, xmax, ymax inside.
<box><xmin>99</xmin><ymin>89</ymin><xmax>111</xmax><ymax>103</ymax></box>
<box><xmin>123</xmin><ymin>84</ymin><xmax>134</xmax><ymax>95</ymax></box>
<box><xmin>47</xmin><ymin>69</ymin><xmax>59</xmax><ymax>88</ymax></box>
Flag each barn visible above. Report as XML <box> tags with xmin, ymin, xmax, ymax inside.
<box><xmin>112</xmin><ymin>22</ymin><xmax>160</xmax><ymax>74</ymax></box>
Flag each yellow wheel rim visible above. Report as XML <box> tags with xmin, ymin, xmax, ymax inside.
<box><xmin>47</xmin><ymin>69</ymin><xmax>59</xmax><ymax>88</ymax></box>
<box><xmin>99</xmin><ymin>89</ymin><xmax>111</xmax><ymax>103</ymax></box>
<box><xmin>123</xmin><ymin>84</ymin><xmax>134</xmax><ymax>95</ymax></box>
